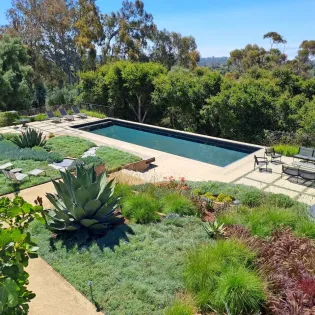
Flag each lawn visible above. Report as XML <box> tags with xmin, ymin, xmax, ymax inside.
<box><xmin>96</xmin><ymin>146</ymin><xmax>141</xmax><ymax>171</ymax></box>
<box><xmin>30</xmin><ymin>217</ymin><xmax>208</xmax><ymax>314</ymax></box>
<box><xmin>45</xmin><ymin>136</ymin><xmax>96</xmax><ymax>158</ymax></box>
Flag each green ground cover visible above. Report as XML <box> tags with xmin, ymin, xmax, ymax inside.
<box><xmin>45</xmin><ymin>136</ymin><xmax>95</xmax><ymax>158</ymax></box>
<box><xmin>80</xmin><ymin>109</ymin><xmax>107</xmax><ymax>119</ymax></box>
<box><xmin>273</xmin><ymin>144</ymin><xmax>300</xmax><ymax>156</ymax></box>
<box><xmin>95</xmin><ymin>146</ymin><xmax>141</xmax><ymax>171</ymax></box>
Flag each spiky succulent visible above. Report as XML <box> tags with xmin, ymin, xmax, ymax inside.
<box><xmin>12</xmin><ymin>128</ymin><xmax>46</xmax><ymax>148</ymax></box>
<box><xmin>46</xmin><ymin>165</ymin><xmax>121</xmax><ymax>241</ymax></box>
<box><xmin>203</xmin><ymin>220</ymin><xmax>226</xmax><ymax>239</ymax></box>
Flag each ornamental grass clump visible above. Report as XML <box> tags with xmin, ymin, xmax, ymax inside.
<box><xmin>12</xmin><ymin>128</ymin><xmax>46</xmax><ymax>148</ymax></box>
<box><xmin>46</xmin><ymin>165</ymin><xmax>121</xmax><ymax>242</ymax></box>
<box><xmin>121</xmin><ymin>193</ymin><xmax>160</xmax><ymax>224</ymax></box>
<box><xmin>183</xmin><ymin>239</ymin><xmax>265</xmax><ymax>313</ymax></box>
<box><xmin>161</xmin><ymin>193</ymin><xmax>198</xmax><ymax>216</ymax></box>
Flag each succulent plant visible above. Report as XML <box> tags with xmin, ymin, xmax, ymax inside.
<box><xmin>46</xmin><ymin>165</ymin><xmax>121</xmax><ymax>242</ymax></box>
<box><xmin>12</xmin><ymin>128</ymin><xmax>46</xmax><ymax>148</ymax></box>
<box><xmin>203</xmin><ymin>220</ymin><xmax>226</xmax><ymax>239</ymax></box>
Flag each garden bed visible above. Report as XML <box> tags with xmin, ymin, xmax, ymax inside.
<box><xmin>29</xmin><ymin>178</ymin><xmax>315</xmax><ymax>314</ymax></box>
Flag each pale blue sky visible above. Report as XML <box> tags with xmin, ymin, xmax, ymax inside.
<box><xmin>1</xmin><ymin>0</ymin><xmax>314</xmax><ymax>58</ymax></box>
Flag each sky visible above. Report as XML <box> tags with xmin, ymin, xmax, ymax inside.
<box><xmin>0</xmin><ymin>0</ymin><xmax>314</xmax><ymax>59</ymax></box>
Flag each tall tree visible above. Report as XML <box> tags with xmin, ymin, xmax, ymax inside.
<box><xmin>102</xmin><ymin>0</ymin><xmax>156</xmax><ymax>61</ymax></box>
<box><xmin>0</xmin><ymin>36</ymin><xmax>34</xmax><ymax>110</ymax></box>
<box><xmin>263</xmin><ymin>32</ymin><xmax>287</xmax><ymax>49</ymax></box>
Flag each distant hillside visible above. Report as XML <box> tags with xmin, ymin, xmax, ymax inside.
<box><xmin>199</xmin><ymin>57</ymin><xmax>228</xmax><ymax>68</ymax></box>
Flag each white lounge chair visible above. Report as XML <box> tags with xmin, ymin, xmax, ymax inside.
<box><xmin>0</xmin><ymin>162</ymin><xmax>13</xmax><ymax>170</ymax></box>
<box><xmin>2</xmin><ymin>170</ymin><xmax>29</xmax><ymax>183</ymax></box>
<box><xmin>28</xmin><ymin>169</ymin><xmax>46</xmax><ymax>177</ymax></box>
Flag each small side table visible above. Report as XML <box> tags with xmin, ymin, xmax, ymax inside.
<box><xmin>18</xmin><ymin>118</ymin><xmax>30</xmax><ymax>128</ymax></box>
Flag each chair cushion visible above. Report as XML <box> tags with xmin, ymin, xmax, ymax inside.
<box><xmin>298</xmin><ymin>147</ymin><xmax>314</xmax><ymax>157</ymax></box>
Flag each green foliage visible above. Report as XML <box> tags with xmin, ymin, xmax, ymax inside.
<box><xmin>122</xmin><ymin>193</ymin><xmax>160</xmax><ymax>224</ymax></box>
<box><xmin>273</xmin><ymin>144</ymin><xmax>299</xmax><ymax>156</ymax></box>
<box><xmin>45</xmin><ymin>136</ymin><xmax>95</xmax><ymax>158</ymax></box>
<box><xmin>47</xmin><ymin>166</ymin><xmax>121</xmax><ymax>242</ymax></box>
<box><xmin>161</xmin><ymin>193</ymin><xmax>197</xmax><ymax>216</ymax></box>
<box><xmin>80</xmin><ymin>109</ymin><xmax>106</xmax><ymax>118</ymax></box>
<box><xmin>0</xmin><ymin>36</ymin><xmax>34</xmax><ymax>111</ymax></box>
<box><xmin>165</xmin><ymin>300</ymin><xmax>194</xmax><ymax>315</ymax></box>
<box><xmin>0</xmin><ymin>196</ymin><xmax>42</xmax><ymax>314</ymax></box>
<box><xmin>95</xmin><ymin>146</ymin><xmax>141</xmax><ymax>171</ymax></box>
<box><xmin>241</xmin><ymin>190</ymin><xmax>265</xmax><ymax>208</ymax></box>
<box><xmin>46</xmin><ymin>86</ymin><xmax>78</xmax><ymax>106</ymax></box>
<box><xmin>0</xmin><ymin>112</ymin><xmax>20</xmax><ymax>127</ymax></box>
<box><xmin>203</xmin><ymin>220</ymin><xmax>226</xmax><ymax>239</ymax></box>
<box><xmin>184</xmin><ymin>239</ymin><xmax>264</xmax><ymax>313</ymax></box>
<box><xmin>264</xmin><ymin>193</ymin><xmax>295</xmax><ymax>208</ymax></box>
<box><xmin>216</xmin><ymin>193</ymin><xmax>233</xmax><ymax>203</ymax></box>
<box><xmin>81</xmin><ymin>155</ymin><xmax>104</xmax><ymax>168</ymax></box>
<box><xmin>12</xmin><ymin>128</ymin><xmax>46</xmax><ymax>148</ymax></box>
<box><xmin>34</xmin><ymin>113</ymin><xmax>47</xmax><ymax>121</ymax></box>
<box><xmin>219</xmin><ymin>205</ymin><xmax>315</xmax><ymax>238</ymax></box>
<box><xmin>30</xmin><ymin>216</ymin><xmax>207</xmax><ymax>314</ymax></box>
<box><xmin>0</xmin><ymin>139</ymin><xmax>62</xmax><ymax>162</ymax></box>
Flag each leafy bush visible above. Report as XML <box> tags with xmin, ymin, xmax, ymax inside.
<box><xmin>264</xmin><ymin>193</ymin><xmax>295</xmax><ymax>208</ymax></box>
<box><xmin>161</xmin><ymin>193</ymin><xmax>197</xmax><ymax>216</ymax></box>
<box><xmin>274</xmin><ymin>144</ymin><xmax>299</xmax><ymax>157</ymax></box>
<box><xmin>80</xmin><ymin>109</ymin><xmax>106</xmax><ymax>118</ymax></box>
<box><xmin>216</xmin><ymin>193</ymin><xmax>233</xmax><ymax>203</ymax></box>
<box><xmin>122</xmin><ymin>193</ymin><xmax>160</xmax><ymax>224</ymax></box>
<box><xmin>81</xmin><ymin>155</ymin><xmax>104</xmax><ymax>168</ymax></box>
<box><xmin>0</xmin><ymin>111</ymin><xmax>20</xmax><ymax>127</ymax></box>
<box><xmin>165</xmin><ymin>300</ymin><xmax>194</xmax><ymax>315</ymax></box>
<box><xmin>12</xmin><ymin>128</ymin><xmax>46</xmax><ymax>148</ymax></box>
<box><xmin>0</xmin><ymin>139</ymin><xmax>63</xmax><ymax>162</ymax></box>
<box><xmin>47</xmin><ymin>166</ymin><xmax>121</xmax><ymax>242</ymax></box>
<box><xmin>34</xmin><ymin>113</ymin><xmax>47</xmax><ymax>121</ymax></box>
<box><xmin>184</xmin><ymin>239</ymin><xmax>264</xmax><ymax>312</ymax></box>
<box><xmin>46</xmin><ymin>86</ymin><xmax>77</xmax><ymax>106</ymax></box>
<box><xmin>219</xmin><ymin>205</ymin><xmax>315</xmax><ymax>238</ymax></box>
<box><xmin>0</xmin><ymin>196</ymin><xmax>44</xmax><ymax>314</ymax></box>
<box><xmin>240</xmin><ymin>190</ymin><xmax>264</xmax><ymax>207</ymax></box>
<box><xmin>45</xmin><ymin>136</ymin><xmax>95</xmax><ymax>158</ymax></box>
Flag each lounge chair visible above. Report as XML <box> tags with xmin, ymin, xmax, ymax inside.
<box><xmin>254</xmin><ymin>155</ymin><xmax>269</xmax><ymax>171</ymax></box>
<box><xmin>72</xmin><ymin>106</ymin><xmax>88</xmax><ymax>119</ymax></box>
<box><xmin>265</xmin><ymin>147</ymin><xmax>282</xmax><ymax>163</ymax></box>
<box><xmin>0</xmin><ymin>162</ymin><xmax>13</xmax><ymax>171</ymax></box>
<box><xmin>46</xmin><ymin>110</ymin><xmax>62</xmax><ymax>123</ymax></box>
<box><xmin>28</xmin><ymin>169</ymin><xmax>46</xmax><ymax>177</ymax></box>
<box><xmin>59</xmin><ymin>108</ymin><xmax>75</xmax><ymax>121</ymax></box>
<box><xmin>2</xmin><ymin>170</ymin><xmax>29</xmax><ymax>183</ymax></box>
<box><xmin>299</xmin><ymin>168</ymin><xmax>315</xmax><ymax>181</ymax></box>
<box><xmin>293</xmin><ymin>146</ymin><xmax>315</xmax><ymax>162</ymax></box>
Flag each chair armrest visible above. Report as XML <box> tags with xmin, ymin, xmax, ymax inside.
<box><xmin>256</xmin><ymin>156</ymin><xmax>267</xmax><ymax>160</ymax></box>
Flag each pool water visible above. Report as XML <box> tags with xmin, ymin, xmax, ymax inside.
<box><xmin>91</xmin><ymin>124</ymin><xmax>252</xmax><ymax>167</ymax></box>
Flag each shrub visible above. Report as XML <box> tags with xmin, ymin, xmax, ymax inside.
<box><xmin>165</xmin><ymin>300</ymin><xmax>194</xmax><ymax>315</ymax></box>
<box><xmin>264</xmin><ymin>193</ymin><xmax>295</xmax><ymax>208</ymax></box>
<box><xmin>122</xmin><ymin>193</ymin><xmax>160</xmax><ymax>224</ymax></box>
<box><xmin>273</xmin><ymin>144</ymin><xmax>299</xmax><ymax>157</ymax></box>
<box><xmin>240</xmin><ymin>190</ymin><xmax>264</xmax><ymax>207</ymax></box>
<box><xmin>47</xmin><ymin>166</ymin><xmax>121</xmax><ymax>242</ymax></box>
<box><xmin>216</xmin><ymin>193</ymin><xmax>233</xmax><ymax>203</ymax></box>
<box><xmin>81</xmin><ymin>155</ymin><xmax>104</xmax><ymax>168</ymax></box>
<box><xmin>161</xmin><ymin>193</ymin><xmax>198</xmax><ymax>216</ymax></box>
<box><xmin>12</xmin><ymin>128</ymin><xmax>46</xmax><ymax>148</ymax></box>
<box><xmin>46</xmin><ymin>86</ymin><xmax>77</xmax><ymax>106</ymax></box>
<box><xmin>34</xmin><ymin>113</ymin><xmax>47</xmax><ymax>121</ymax></box>
<box><xmin>80</xmin><ymin>109</ymin><xmax>106</xmax><ymax>119</ymax></box>
<box><xmin>184</xmin><ymin>239</ymin><xmax>262</xmax><ymax>312</ymax></box>
<box><xmin>0</xmin><ymin>111</ymin><xmax>20</xmax><ymax>127</ymax></box>
<box><xmin>0</xmin><ymin>196</ymin><xmax>44</xmax><ymax>313</ymax></box>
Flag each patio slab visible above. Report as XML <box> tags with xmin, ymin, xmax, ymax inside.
<box><xmin>235</xmin><ymin>177</ymin><xmax>268</xmax><ymax>189</ymax></box>
<box><xmin>272</xmin><ymin>177</ymin><xmax>311</xmax><ymax>192</ymax></box>
<box><xmin>246</xmin><ymin>171</ymin><xmax>281</xmax><ymax>183</ymax></box>
<box><xmin>264</xmin><ymin>185</ymin><xmax>300</xmax><ymax>198</ymax></box>
<box><xmin>297</xmin><ymin>194</ymin><xmax>315</xmax><ymax>206</ymax></box>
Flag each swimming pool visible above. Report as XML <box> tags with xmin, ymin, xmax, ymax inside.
<box><xmin>73</xmin><ymin>119</ymin><xmax>260</xmax><ymax>167</ymax></box>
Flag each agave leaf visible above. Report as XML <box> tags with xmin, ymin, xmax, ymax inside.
<box><xmin>80</xmin><ymin>219</ymin><xmax>99</xmax><ymax>227</ymax></box>
<box><xmin>89</xmin><ymin>223</ymin><xmax>107</xmax><ymax>230</ymax></box>
<box><xmin>46</xmin><ymin>193</ymin><xmax>65</xmax><ymax>212</ymax></box>
<box><xmin>84</xmin><ymin>200</ymin><xmax>101</xmax><ymax>216</ymax></box>
<box><xmin>98</xmin><ymin>179</ymin><xmax>115</xmax><ymax>203</ymax></box>
<box><xmin>71</xmin><ymin>207</ymin><xmax>85</xmax><ymax>220</ymax></box>
<box><xmin>95</xmin><ymin>199</ymin><xmax>119</xmax><ymax>219</ymax></box>
<box><xmin>97</xmin><ymin>172</ymin><xmax>108</xmax><ymax>193</ymax></box>
<box><xmin>74</xmin><ymin>187</ymin><xmax>90</xmax><ymax>208</ymax></box>
<box><xmin>88</xmin><ymin>182</ymin><xmax>101</xmax><ymax>200</ymax></box>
